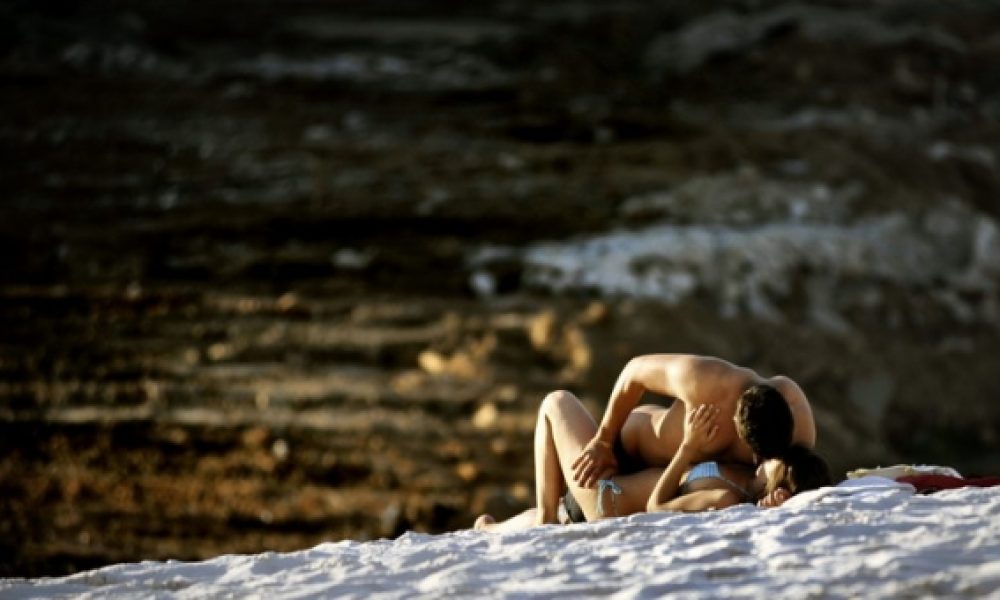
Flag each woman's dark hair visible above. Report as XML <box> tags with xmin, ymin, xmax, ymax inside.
<box><xmin>735</xmin><ymin>384</ymin><xmax>794</xmax><ymax>459</ymax></box>
<box><xmin>766</xmin><ymin>445</ymin><xmax>833</xmax><ymax>496</ymax></box>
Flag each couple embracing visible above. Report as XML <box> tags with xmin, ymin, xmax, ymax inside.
<box><xmin>476</xmin><ymin>354</ymin><xmax>831</xmax><ymax>531</ymax></box>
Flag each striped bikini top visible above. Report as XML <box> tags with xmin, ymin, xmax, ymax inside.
<box><xmin>681</xmin><ymin>461</ymin><xmax>754</xmax><ymax>502</ymax></box>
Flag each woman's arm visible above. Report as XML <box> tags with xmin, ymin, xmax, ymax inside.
<box><xmin>646</xmin><ymin>404</ymin><xmax>718</xmax><ymax>512</ymax></box>
<box><xmin>646</xmin><ymin>444</ymin><xmax>698</xmax><ymax>512</ymax></box>
<box><xmin>655</xmin><ymin>489</ymin><xmax>742</xmax><ymax>512</ymax></box>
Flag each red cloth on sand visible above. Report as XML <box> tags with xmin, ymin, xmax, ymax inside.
<box><xmin>897</xmin><ymin>474</ymin><xmax>1000</xmax><ymax>493</ymax></box>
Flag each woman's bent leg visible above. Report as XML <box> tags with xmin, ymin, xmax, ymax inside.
<box><xmin>534</xmin><ymin>390</ymin><xmax>602</xmax><ymax>523</ymax></box>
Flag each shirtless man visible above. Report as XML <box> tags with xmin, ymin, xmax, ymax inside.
<box><xmin>571</xmin><ymin>354</ymin><xmax>816</xmax><ymax>489</ymax></box>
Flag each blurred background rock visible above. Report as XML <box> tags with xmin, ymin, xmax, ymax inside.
<box><xmin>2</xmin><ymin>0</ymin><xmax>998</xmax><ymax>577</ymax></box>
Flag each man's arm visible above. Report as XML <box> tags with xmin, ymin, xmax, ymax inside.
<box><xmin>594</xmin><ymin>355</ymin><xmax>673</xmax><ymax>446</ymax></box>
<box><xmin>596</xmin><ymin>354</ymin><xmax>733</xmax><ymax>442</ymax></box>
<box><xmin>572</xmin><ymin>354</ymin><xmax>737</xmax><ymax>488</ymax></box>
<box><xmin>571</xmin><ymin>355</ymin><xmax>675</xmax><ymax>488</ymax></box>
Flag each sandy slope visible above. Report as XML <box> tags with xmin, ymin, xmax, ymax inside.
<box><xmin>4</xmin><ymin>478</ymin><xmax>999</xmax><ymax>599</ymax></box>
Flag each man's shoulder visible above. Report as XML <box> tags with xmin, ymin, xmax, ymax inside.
<box><xmin>768</xmin><ymin>374</ymin><xmax>817</xmax><ymax>447</ymax></box>
<box><xmin>768</xmin><ymin>375</ymin><xmax>809</xmax><ymax>405</ymax></box>
<box><xmin>677</xmin><ymin>355</ymin><xmax>752</xmax><ymax>386</ymax></box>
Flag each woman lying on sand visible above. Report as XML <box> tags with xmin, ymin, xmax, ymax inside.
<box><xmin>475</xmin><ymin>391</ymin><xmax>830</xmax><ymax>531</ymax></box>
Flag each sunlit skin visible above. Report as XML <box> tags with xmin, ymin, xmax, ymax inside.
<box><xmin>646</xmin><ymin>403</ymin><xmax>795</xmax><ymax>513</ymax></box>
<box><xmin>758</xmin><ymin>463</ymin><xmax>791</xmax><ymax>507</ymax></box>
<box><xmin>476</xmin><ymin>355</ymin><xmax>817</xmax><ymax>531</ymax></box>
<box><xmin>571</xmin><ymin>354</ymin><xmax>816</xmax><ymax>489</ymax></box>
<box><xmin>475</xmin><ymin>393</ymin><xmax>797</xmax><ymax>532</ymax></box>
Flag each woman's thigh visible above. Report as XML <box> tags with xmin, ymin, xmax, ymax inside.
<box><xmin>541</xmin><ymin>390</ymin><xmax>602</xmax><ymax>520</ymax></box>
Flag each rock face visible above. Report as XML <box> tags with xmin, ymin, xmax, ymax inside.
<box><xmin>490</xmin><ymin>187</ymin><xmax>1000</xmax><ymax>332</ymax></box>
<box><xmin>3</xmin><ymin>0</ymin><xmax>1000</xmax><ymax>579</ymax></box>
<box><xmin>644</xmin><ymin>5</ymin><xmax>967</xmax><ymax>76</ymax></box>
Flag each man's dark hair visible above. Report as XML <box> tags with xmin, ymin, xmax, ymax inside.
<box><xmin>767</xmin><ymin>445</ymin><xmax>833</xmax><ymax>496</ymax></box>
<box><xmin>735</xmin><ymin>384</ymin><xmax>794</xmax><ymax>459</ymax></box>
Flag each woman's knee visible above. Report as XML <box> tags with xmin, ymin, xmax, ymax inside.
<box><xmin>540</xmin><ymin>389</ymin><xmax>579</xmax><ymax>417</ymax></box>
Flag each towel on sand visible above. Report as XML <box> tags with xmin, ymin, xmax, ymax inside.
<box><xmin>897</xmin><ymin>474</ymin><xmax>1000</xmax><ymax>493</ymax></box>
<box><xmin>846</xmin><ymin>463</ymin><xmax>1000</xmax><ymax>494</ymax></box>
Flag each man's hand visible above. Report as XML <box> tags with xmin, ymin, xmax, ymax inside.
<box><xmin>571</xmin><ymin>437</ymin><xmax>618</xmax><ymax>489</ymax></box>
<box><xmin>681</xmin><ymin>404</ymin><xmax>719</xmax><ymax>457</ymax></box>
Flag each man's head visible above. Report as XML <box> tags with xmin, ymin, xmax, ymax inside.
<box><xmin>734</xmin><ymin>384</ymin><xmax>793</xmax><ymax>459</ymax></box>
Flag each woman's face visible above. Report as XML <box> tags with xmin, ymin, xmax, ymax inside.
<box><xmin>754</xmin><ymin>459</ymin><xmax>791</xmax><ymax>508</ymax></box>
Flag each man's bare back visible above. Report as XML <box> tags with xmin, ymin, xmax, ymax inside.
<box><xmin>573</xmin><ymin>354</ymin><xmax>816</xmax><ymax>487</ymax></box>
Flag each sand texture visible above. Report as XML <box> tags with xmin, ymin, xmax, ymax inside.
<box><xmin>4</xmin><ymin>479</ymin><xmax>1000</xmax><ymax>598</ymax></box>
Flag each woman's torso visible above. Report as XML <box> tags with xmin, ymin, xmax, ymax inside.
<box><xmin>679</xmin><ymin>462</ymin><xmax>755</xmax><ymax>501</ymax></box>
<box><xmin>588</xmin><ymin>461</ymin><xmax>756</xmax><ymax>519</ymax></box>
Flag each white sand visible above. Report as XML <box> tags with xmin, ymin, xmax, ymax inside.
<box><xmin>4</xmin><ymin>478</ymin><xmax>1000</xmax><ymax>599</ymax></box>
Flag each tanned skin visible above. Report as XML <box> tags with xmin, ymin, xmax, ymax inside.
<box><xmin>571</xmin><ymin>354</ymin><xmax>816</xmax><ymax>489</ymax></box>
